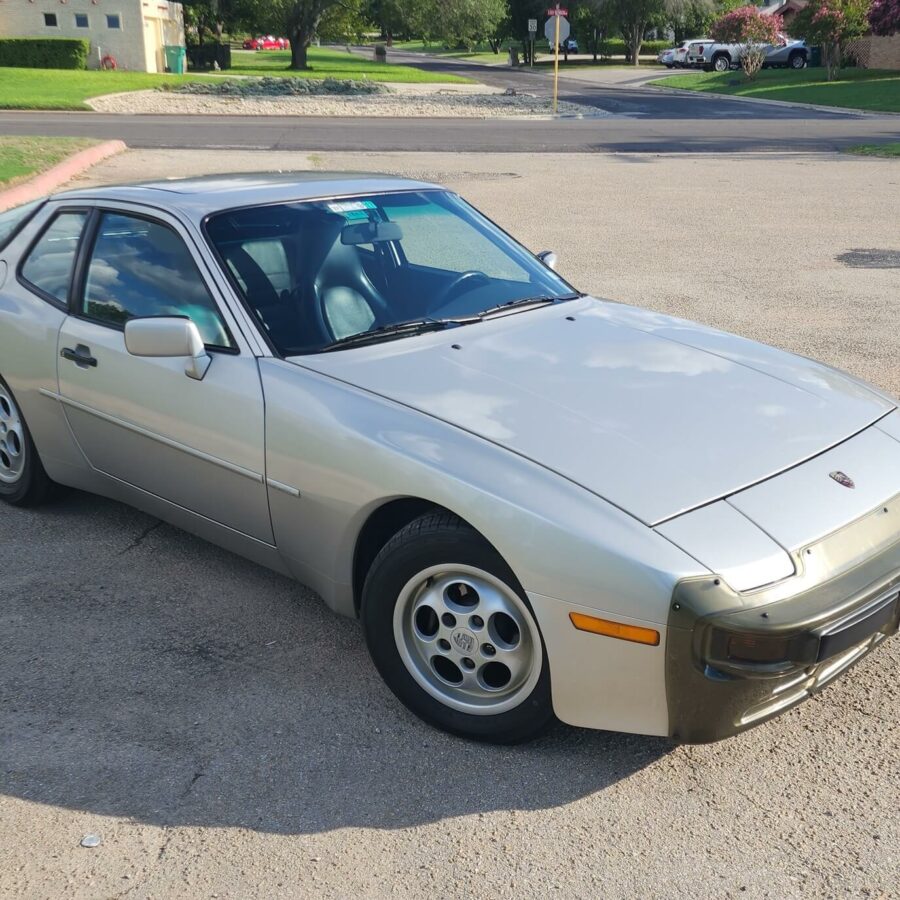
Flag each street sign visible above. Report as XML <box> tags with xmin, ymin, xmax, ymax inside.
<box><xmin>528</xmin><ymin>18</ymin><xmax>538</xmax><ymax>32</ymax></box>
<box><xmin>544</xmin><ymin>15</ymin><xmax>570</xmax><ymax>43</ymax></box>
<box><xmin>547</xmin><ymin>7</ymin><xmax>568</xmax><ymax>14</ymax></box>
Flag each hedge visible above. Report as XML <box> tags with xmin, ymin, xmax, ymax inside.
<box><xmin>596</xmin><ymin>38</ymin><xmax>671</xmax><ymax>56</ymax></box>
<box><xmin>0</xmin><ymin>38</ymin><xmax>89</xmax><ymax>70</ymax></box>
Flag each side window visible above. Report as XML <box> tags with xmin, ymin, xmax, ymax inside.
<box><xmin>20</xmin><ymin>211</ymin><xmax>87</xmax><ymax>306</ymax></box>
<box><xmin>0</xmin><ymin>198</ymin><xmax>44</xmax><ymax>250</ymax></box>
<box><xmin>83</xmin><ymin>212</ymin><xmax>233</xmax><ymax>348</ymax></box>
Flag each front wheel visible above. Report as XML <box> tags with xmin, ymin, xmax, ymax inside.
<box><xmin>0</xmin><ymin>377</ymin><xmax>54</xmax><ymax>507</ymax></box>
<box><xmin>789</xmin><ymin>52</ymin><xmax>806</xmax><ymax>69</ymax></box>
<box><xmin>361</xmin><ymin>512</ymin><xmax>554</xmax><ymax>743</ymax></box>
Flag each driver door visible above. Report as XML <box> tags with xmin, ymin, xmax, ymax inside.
<box><xmin>54</xmin><ymin>204</ymin><xmax>273</xmax><ymax>543</ymax></box>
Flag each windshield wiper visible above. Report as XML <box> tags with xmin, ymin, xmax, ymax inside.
<box><xmin>477</xmin><ymin>294</ymin><xmax>579</xmax><ymax>320</ymax></box>
<box><xmin>320</xmin><ymin>317</ymin><xmax>479</xmax><ymax>352</ymax></box>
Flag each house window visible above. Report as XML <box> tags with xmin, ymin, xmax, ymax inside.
<box><xmin>43</xmin><ymin>13</ymin><xmax>58</xmax><ymax>26</ymax></box>
<box><xmin>106</xmin><ymin>14</ymin><xmax>121</xmax><ymax>29</ymax></box>
<box><xmin>75</xmin><ymin>13</ymin><xmax>89</xmax><ymax>27</ymax></box>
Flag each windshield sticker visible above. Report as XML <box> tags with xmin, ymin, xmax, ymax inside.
<box><xmin>327</xmin><ymin>200</ymin><xmax>377</xmax><ymax>214</ymax></box>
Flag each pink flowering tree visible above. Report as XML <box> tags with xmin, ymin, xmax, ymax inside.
<box><xmin>710</xmin><ymin>6</ymin><xmax>784</xmax><ymax>79</ymax></box>
<box><xmin>794</xmin><ymin>0</ymin><xmax>871</xmax><ymax>80</ymax></box>
<box><xmin>868</xmin><ymin>0</ymin><xmax>900</xmax><ymax>34</ymax></box>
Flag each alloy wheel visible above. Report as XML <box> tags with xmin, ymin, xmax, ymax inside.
<box><xmin>0</xmin><ymin>385</ymin><xmax>25</xmax><ymax>485</ymax></box>
<box><xmin>393</xmin><ymin>564</ymin><xmax>542</xmax><ymax>715</ymax></box>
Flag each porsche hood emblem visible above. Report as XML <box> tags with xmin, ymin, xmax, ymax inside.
<box><xmin>829</xmin><ymin>471</ymin><xmax>855</xmax><ymax>489</ymax></box>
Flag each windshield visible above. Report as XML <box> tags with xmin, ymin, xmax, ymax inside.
<box><xmin>205</xmin><ymin>190</ymin><xmax>577</xmax><ymax>354</ymax></box>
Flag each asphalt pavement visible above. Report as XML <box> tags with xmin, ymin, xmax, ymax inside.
<box><xmin>1</xmin><ymin>50</ymin><xmax>899</xmax><ymax>153</ymax></box>
<box><xmin>1</xmin><ymin>147</ymin><xmax>898</xmax><ymax>899</ymax></box>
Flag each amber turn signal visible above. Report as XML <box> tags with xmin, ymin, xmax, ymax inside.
<box><xmin>569</xmin><ymin>612</ymin><xmax>660</xmax><ymax>646</ymax></box>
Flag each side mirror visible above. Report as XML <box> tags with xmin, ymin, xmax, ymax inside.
<box><xmin>537</xmin><ymin>250</ymin><xmax>558</xmax><ymax>271</ymax></box>
<box><xmin>124</xmin><ymin>317</ymin><xmax>211</xmax><ymax>381</ymax></box>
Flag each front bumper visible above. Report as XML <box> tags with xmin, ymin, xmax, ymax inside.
<box><xmin>666</xmin><ymin>522</ymin><xmax>900</xmax><ymax>743</ymax></box>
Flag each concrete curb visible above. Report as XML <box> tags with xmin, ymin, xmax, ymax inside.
<box><xmin>646</xmin><ymin>82</ymin><xmax>900</xmax><ymax>118</ymax></box>
<box><xmin>0</xmin><ymin>140</ymin><xmax>127</xmax><ymax>212</ymax></box>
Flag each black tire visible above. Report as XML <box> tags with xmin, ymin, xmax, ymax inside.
<box><xmin>361</xmin><ymin>511</ymin><xmax>555</xmax><ymax>744</ymax></box>
<box><xmin>712</xmin><ymin>54</ymin><xmax>731</xmax><ymax>72</ymax></box>
<box><xmin>789</xmin><ymin>51</ymin><xmax>806</xmax><ymax>69</ymax></box>
<box><xmin>0</xmin><ymin>376</ymin><xmax>55</xmax><ymax>507</ymax></box>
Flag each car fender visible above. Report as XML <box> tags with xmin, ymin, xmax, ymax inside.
<box><xmin>260</xmin><ymin>358</ymin><xmax>709</xmax><ymax>735</ymax></box>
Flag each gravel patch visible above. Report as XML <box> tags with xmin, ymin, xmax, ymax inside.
<box><xmin>87</xmin><ymin>85</ymin><xmax>597</xmax><ymax>118</ymax></box>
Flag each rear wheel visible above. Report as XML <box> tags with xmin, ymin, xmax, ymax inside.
<box><xmin>0</xmin><ymin>377</ymin><xmax>54</xmax><ymax>507</ymax></box>
<box><xmin>713</xmin><ymin>54</ymin><xmax>731</xmax><ymax>72</ymax></box>
<box><xmin>789</xmin><ymin>51</ymin><xmax>806</xmax><ymax>69</ymax></box>
<box><xmin>361</xmin><ymin>512</ymin><xmax>554</xmax><ymax>743</ymax></box>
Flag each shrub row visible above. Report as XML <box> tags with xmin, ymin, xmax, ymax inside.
<box><xmin>0</xmin><ymin>38</ymin><xmax>89</xmax><ymax>69</ymax></box>
<box><xmin>596</xmin><ymin>38</ymin><xmax>671</xmax><ymax>56</ymax></box>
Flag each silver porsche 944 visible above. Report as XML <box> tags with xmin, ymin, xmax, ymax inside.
<box><xmin>1</xmin><ymin>174</ymin><xmax>898</xmax><ymax>744</ymax></box>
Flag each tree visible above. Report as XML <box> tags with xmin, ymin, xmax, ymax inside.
<box><xmin>710</xmin><ymin>5</ymin><xmax>782</xmax><ymax>79</ymax></box>
<box><xmin>366</xmin><ymin>0</ymin><xmax>432</xmax><ymax>44</ymax></box>
<box><xmin>433</xmin><ymin>0</ymin><xmax>508</xmax><ymax>49</ymax></box>
<box><xmin>318</xmin><ymin>0</ymin><xmax>370</xmax><ymax>43</ymax></box>
<box><xmin>572</xmin><ymin>0</ymin><xmax>618</xmax><ymax>62</ymax></box>
<box><xmin>183</xmin><ymin>0</ymin><xmax>253</xmax><ymax>44</ymax></box>
<box><xmin>244</xmin><ymin>0</ymin><xmax>349</xmax><ymax>68</ymax></box>
<box><xmin>869</xmin><ymin>0</ymin><xmax>900</xmax><ymax>34</ymax></box>
<box><xmin>612</xmin><ymin>0</ymin><xmax>667</xmax><ymax>64</ymax></box>
<box><xmin>505</xmin><ymin>0</ymin><xmax>546</xmax><ymax>63</ymax></box>
<box><xmin>793</xmin><ymin>0</ymin><xmax>870</xmax><ymax>80</ymax></box>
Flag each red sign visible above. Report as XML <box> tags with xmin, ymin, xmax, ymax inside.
<box><xmin>547</xmin><ymin>7</ymin><xmax>568</xmax><ymax>14</ymax></box>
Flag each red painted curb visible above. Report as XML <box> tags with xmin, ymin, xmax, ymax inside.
<box><xmin>0</xmin><ymin>139</ymin><xmax>127</xmax><ymax>212</ymax></box>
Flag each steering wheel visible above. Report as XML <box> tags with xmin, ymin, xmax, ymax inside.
<box><xmin>430</xmin><ymin>270</ymin><xmax>490</xmax><ymax>314</ymax></box>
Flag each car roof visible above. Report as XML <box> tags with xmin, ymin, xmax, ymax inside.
<box><xmin>52</xmin><ymin>172</ymin><xmax>445</xmax><ymax>219</ymax></box>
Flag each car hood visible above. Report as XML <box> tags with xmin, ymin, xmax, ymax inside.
<box><xmin>296</xmin><ymin>297</ymin><xmax>894</xmax><ymax>525</ymax></box>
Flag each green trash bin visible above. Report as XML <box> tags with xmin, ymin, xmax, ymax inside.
<box><xmin>164</xmin><ymin>44</ymin><xmax>186</xmax><ymax>74</ymax></box>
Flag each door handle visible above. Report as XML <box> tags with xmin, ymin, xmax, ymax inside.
<box><xmin>61</xmin><ymin>345</ymin><xmax>98</xmax><ymax>368</ymax></box>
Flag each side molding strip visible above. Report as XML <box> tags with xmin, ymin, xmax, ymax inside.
<box><xmin>42</xmin><ymin>389</ymin><xmax>264</xmax><ymax>484</ymax></box>
<box><xmin>266</xmin><ymin>478</ymin><xmax>301</xmax><ymax>497</ymax></box>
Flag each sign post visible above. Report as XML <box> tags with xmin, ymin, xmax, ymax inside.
<box><xmin>527</xmin><ymin>18</ymin><xmax>537</xmax><ymax>67</ymax></box>
<box><xmin>544</xmin><ymin>6</ymin><xmax>569</xmax><ymax>115</ymax></box>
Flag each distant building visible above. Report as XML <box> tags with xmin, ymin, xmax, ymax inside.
<box><xmin>0</xmin><ymin>0</ymin><xmax>185</xmax><ymax>72</ymax></box>
<box><xmin>759</xmin><ymin>0</ymin><xmax>809</xmax><ymax>33</ymax></box>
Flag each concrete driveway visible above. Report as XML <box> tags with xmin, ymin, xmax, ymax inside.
<box><xmin>1</xmin><ymin>149</ymin><xmax>899</xmax><ymax>899</ymax></box>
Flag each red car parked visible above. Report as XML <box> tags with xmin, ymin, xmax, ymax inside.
<box><xmin>242</xmin><ymin>35</ymin><xmax>288</xmax><ymax>50</ymax></box>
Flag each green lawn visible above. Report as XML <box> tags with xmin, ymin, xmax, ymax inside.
<box><xmin>0</xmin><ymin>47</ymin><xmax>468</xmax><ymax>111</ymax></box>
<box><xmin>846</xmin><ymin>143</ymin><xmax>900</xmax><ymax>157</ymax></box>
<box><xmin>0</xmin><ymin>67</ymin><xmax>205</xmax><ymax>110</ymax></box>
<box><xmin>0</xmin><ymin>136</ymin><xmax>98</xmax><ymax>186</ymax></box>
<box><xmin>231</xmin><ymin>47</ymin><xmax>470</xmax><ymax>82</ymax></box>
<box><xmin>653</xmin><ymin>68</ymin><xmax>900</xmax><ymax>113</ymax></box>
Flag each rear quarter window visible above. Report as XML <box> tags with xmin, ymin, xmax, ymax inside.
<box><xmin>0</xmin><ymin>199</ymin><xmax>44</xmax><ymax>251</ymax></box>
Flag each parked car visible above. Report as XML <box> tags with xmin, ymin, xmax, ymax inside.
<box><xmin>686</xmin><ymin>35</ymin><xmax>808</xmax><ymax>71</ymax></box>
<box><xmin>658</xmin><ymin>39</ymin><xmax>707</xmax><ymax>68</ymax></box>
<box><xmin>558</xmin><ymin>37</ymin><xmax>578</xmax><ymax>54</ymax></box>
<box><xmin>1</xmin><ymin>175</ymin><xmax>898</xmax><ymax>745</ymax></box>
<box><xmin>242</xmin><ymin>35</ymin><xmax>288</xmax><ymax>50</ymax></box>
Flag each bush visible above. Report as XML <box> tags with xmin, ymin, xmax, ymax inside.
<box><xmin>596</xmin><ymin>38</ymin><xmax>670</xmax><ymax>57</ymax></box>
<box><xmin>0</xmin><ymin>38</ymin><xmax>89</xmax><ymax>70</ymax></box>
<box><xmin>710</xmin><ymin>7</ymin><xmax>783</xmax><ymax>79</ymax></box>
<box><xmin>869</xmin><ymin>0</ymin><xmax>900</xmax><ymax>35</ymax></box>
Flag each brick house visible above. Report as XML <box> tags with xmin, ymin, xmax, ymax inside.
<box><xmin>0</xmin><ymin>0</ymin><xmax>185</xmax><ymax>72</ymax></box>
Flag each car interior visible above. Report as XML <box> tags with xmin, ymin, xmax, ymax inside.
<box><xmin>206</xmin><ymin>192</ymin><xmax>564</xmax><ymax>355</ymax></box>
